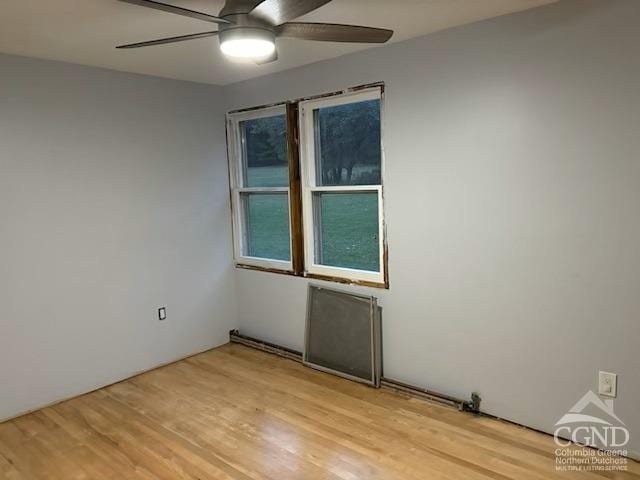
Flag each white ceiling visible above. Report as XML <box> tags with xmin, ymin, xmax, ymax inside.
<box><xmin>0</xmin><ymin>0</ymin><xmax>555</xmax><ymax>85</ymax></box>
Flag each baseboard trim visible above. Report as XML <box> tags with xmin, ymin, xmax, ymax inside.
<box><xmin>229</xmin><ymin>329</ymin><xmax>479</xmax><ymax>412</ymax></box>
<box><xmin>229</xmin><ymin>330</ymin><xmax>303</xmax><ymax>362</ymax></box>
<box><xmin>0</xmin><ymin>344</ymin><xmax>222</xmax><ymax>425</ymax></box>
<box><xmin>380</xmin><ymin>378</ymin><xmax>480</xmax><ymax>412</ymax></box>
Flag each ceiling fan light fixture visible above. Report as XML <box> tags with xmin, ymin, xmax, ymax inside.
<box><xmin>115</xmin><ymin>0</ymin><xmax>395</xmax><ymax>65</ymax></box>
<box><xmin>219</xmin><ymin>28</ymin><xmax>275</xmax><ymax>59</ymax></box>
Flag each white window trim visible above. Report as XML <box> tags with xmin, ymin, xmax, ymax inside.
<box><xmin>226</xmin><ymin>105</ymin><xmax>293</xmax><ymax>272</ymax></box>
<box><xmin>299</xmin><ymin>87</ymin><xmax>386</xmax><ymax>284</ymax></box>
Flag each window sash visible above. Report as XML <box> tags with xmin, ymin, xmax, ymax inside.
<box><xmin>303</xmin><ymin>186</ymin><xmax>384</xmax><ymax>283</ymax></box>
<box><xmin>227</xmin><ymin>105</ymin><xmax>293</xmax><ymax>271</ymax></box>
<box><xmin>231</xmin><ymin>190</ymin><xmax>293</xmax><ymax>270</ymax></box>
<box><xmin>227</xmin><ymin>105</ymin><xmax>288</xmax><ymax>189</ymax></box>
<box><xmin>299</xmin><ymin>87</ymin><xmax>385</xmax><ymax>284</ymax></box>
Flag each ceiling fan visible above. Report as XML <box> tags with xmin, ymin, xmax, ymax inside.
<box><xmin>116</xmin><ymin>0</ymin><xmax>394</xmax><ymax>63</ymax></box>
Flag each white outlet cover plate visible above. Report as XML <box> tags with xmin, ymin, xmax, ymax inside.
<box><xmin>598</xmin><ymin>371</ymin><xmax>617</xmax><ymax>398</ymax></box>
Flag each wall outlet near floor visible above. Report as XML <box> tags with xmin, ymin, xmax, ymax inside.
<box><xmin>598</xmin><ymin>371</ymin><xmax>617</xmax><ymax>397</ymax></box>
<box><xmin>158</xmin><ymin>307</ymin><xmax>167</xmax><ymax>321</ymax></box>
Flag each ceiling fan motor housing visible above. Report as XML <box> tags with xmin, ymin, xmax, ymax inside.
<box><xmin>219</xmin><ymin>13</ymin><xmax>276</xmax><ymax>38</ymax></box>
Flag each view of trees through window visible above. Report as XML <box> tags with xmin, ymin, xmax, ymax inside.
<box><xmin>316</xmin><ymin>99</ymin><xmax>381</xmax><ymax>186</ymax></box>
<box><xmin>242</xmin><ymin>115</ymin><xmax>288</xmax><ymax>188</ymax></box>
<box><xmin>241</xmin><ymin>100</ymin><xmax>381</xmax><ymax>188</ymax></box>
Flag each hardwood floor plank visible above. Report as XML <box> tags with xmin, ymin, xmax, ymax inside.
<box><xmin>0</xmin><ymin>343</ymin><xmax>636</xmax><ymax>480</ymax></box>
<box><xmin>188</xmin><ymin>348</ymin><xmax>566</xmax><ymax>479</ymax></box>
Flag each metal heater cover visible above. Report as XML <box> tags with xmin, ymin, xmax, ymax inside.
<box><xmin>304</xmin><ymin>285</ymin><xmax>382</xmax><ymax>387</ymax></box>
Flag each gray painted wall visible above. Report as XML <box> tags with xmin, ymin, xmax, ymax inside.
<box><xmin>225</xmin><ymin>0</ymin><xmax>639</xmax><ymax>457</ymax></box>
<box><xmin>0</xmin><ymin>54</ymin><xmax>235</xmax><ymax>420</ymax></box>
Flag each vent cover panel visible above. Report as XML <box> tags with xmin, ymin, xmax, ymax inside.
<box><xmin>304</xmin><ymin>285</ymin><xmax>381</xmax><ymax>386</ymax></box>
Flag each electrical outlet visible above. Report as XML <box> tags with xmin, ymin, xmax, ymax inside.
<box><xmin>158</xmin><ymin>307</ymin><xmax>167</xmax><ymax>321</ymax></box>
<box><xmin>598</xmin><ymin>371</ymin><xmax>617</xmax><ymax>398</ymax></box>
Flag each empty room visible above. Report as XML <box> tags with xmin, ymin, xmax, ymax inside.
<box><xmin>1</xmin><ymin>0</ymin><xmax>638</xmax><ymax>478</ymax></box>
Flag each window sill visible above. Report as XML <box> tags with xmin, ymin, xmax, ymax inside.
<box><xmin>235</xmin><ymin>263</ymin><xmax>389</xmax><ymax>289</ymax></box>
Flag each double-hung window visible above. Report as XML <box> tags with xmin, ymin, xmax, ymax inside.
<box><xmin>227</xmin><ymin>106</ymin><xmax>292</xmax><ymax>271</ymax></box>
<box><xmin>227</xmin><ymin>85</ymin><xmax>387</xmax><ymax>287</ymax></box>
<box><xmin>299</xmin><ymin>89</ymin><xmax>385</xmax><ymax>284</ymax></box>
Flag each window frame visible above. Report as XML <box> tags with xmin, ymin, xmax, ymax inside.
<box><xmin>226</xmin><ymin>104</ymin><xmax>294</xmax><ymax>272</ymax></box>
<box><xmin>298</xmin><ymin>88</ymin><xmax>386</xmax><ymax>285</ymax></box>
<box><xmin>226</xmin><ymin>84</ymin><xmax>388</xmax><ymax>289</ymax></box>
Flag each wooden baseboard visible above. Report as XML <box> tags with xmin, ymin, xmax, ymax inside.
<box><xmin>229</xmin><ymin>330</ymin><xmax>303</xmax><ymax>362</ymax></box>
<box><xmin>228</xmin><ymin>329</ymin><xmax>479</xmax><ymax>412</ymax></box>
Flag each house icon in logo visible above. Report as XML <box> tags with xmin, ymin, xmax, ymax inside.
<box><xmin>555</xmin><ymin>390</ymin><xmax>625</xmax><ymax>427</ymax></box>
<box><xmin>554</xmin><ymin>390</ymin><xmax>629</xmax><ymax>450</ymax></box>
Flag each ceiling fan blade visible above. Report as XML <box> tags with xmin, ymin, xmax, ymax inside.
<box><xmin>250</xmin><ymin>0</ymin><xmax>332</xmax><ymax>26</ymax></box>
<box><xmin>276</xmin><ymin>22</ymin><xmax>393</xmax><ymax>43</ymax></box>
<box><xmin>254</xmin><ymin>50</ymin><xmax>278</xmax><ymax>65</ymax></box>
<box><xmin>117</xmin><ymin>0</ymin><xmax>231</xmax><ymax>24</ymax></box>
<box><xmin>116</xmin><ymin>31</ymin><xmax>219</xmax><ymax>49</ymax></box>
<box><xmin>220</xmin><ymin>0</ymin><xmax>265</xmax><ymax>16</ymax></box>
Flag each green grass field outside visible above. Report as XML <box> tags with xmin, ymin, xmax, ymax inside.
<box><xmin>245</xmin><ymin>166</ymin><xmax>380</xmax><ymax>271</ymax></box>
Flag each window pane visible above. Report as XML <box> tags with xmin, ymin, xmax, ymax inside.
<box><xmin>241</xmin><ymin>114</ymin><xmax>288</xmax><ymax>187</ymax></box>
<box><xmin>314</xmin><ymin>99</ymin><xmax>381</xmax><ymax>186</ymax></box>
<box><xmin>314</xmin><ymin>192</ymin><xmax>379</xmax><ymax>272</ymax></box>
<box><xmin>242</xmin><ymin>193</ymin><xmax>290</xmax><ymax>261</ymax></box>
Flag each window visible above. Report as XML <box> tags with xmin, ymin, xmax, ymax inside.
<box><xmin>227</xmin><ymin>86</ymin><xmax>387</xmax><ymax>287</ymax></box>
<box><xmin>227</xmin><ymin>106</ymin><xmax>292</xmax><ymax>271</ymax></box>
<box><xmin>300</xmin><ymin>89</ymin><xmax>385</xmax><ymax>284</ymax></box>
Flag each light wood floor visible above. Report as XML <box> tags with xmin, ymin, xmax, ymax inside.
<box><xmin>1</xmin><ymin>344</ymin><xmax>637</xmax><ymax>479</ymax></box>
